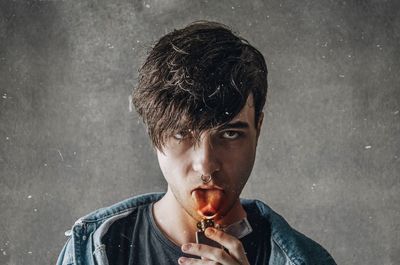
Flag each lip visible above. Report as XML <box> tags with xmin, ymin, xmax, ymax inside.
<box><xmin>191</xmin><ymin>184</ymin><xmax>224</xmax><ymax>193</ymax></box>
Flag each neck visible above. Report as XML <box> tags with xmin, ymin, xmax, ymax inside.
<box><xmin>152</xmin><ymin>188</ymin><xmax>247</xmax><ymax>245</ymax></box>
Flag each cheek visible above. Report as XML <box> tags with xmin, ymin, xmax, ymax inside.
<box><xmin>157</xmin><ymin>150</ymin><xmax>189</xmax><ymax>184</ymax></box>
<box><xmin>222</xmin><ymin>144</ymin><xmax>256</xmax><ymax>188</ymax></box>
<box><xmin>225</xmin><ymin>141</ymin><xmax>256</xmax><ymax>167</ymax></box>
<box><xmin>157</xmin><ymin>154</ymin><xmax>170</xmax><ymax>178</ymax></box>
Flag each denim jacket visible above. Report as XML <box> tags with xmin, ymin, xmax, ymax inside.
<box><xmin>56</xmin><ymin>192</ymin><xmax>336</xmax><ymax>265</ymax></box>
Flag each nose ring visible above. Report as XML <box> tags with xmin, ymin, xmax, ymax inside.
<box><xmin>201</xmin><ymin>174</ymin><xmax>212</xmax><ymax>184</ymax></box>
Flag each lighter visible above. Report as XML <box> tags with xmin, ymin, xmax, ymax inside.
<box><xmin>195</xmin><ymin>218</ymin><xmax>222</xmax><ymax>248</ymax></box>
<box><xmin>195</xmin><ymin>217</ymin><xmax>253</xmax><ymax>248</ymax></box>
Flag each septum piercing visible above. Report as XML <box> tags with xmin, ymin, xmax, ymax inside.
<box><xmin>201</xmin><ymin>174</ymin><xmax>212</xmax><ymax>184</ymax></box>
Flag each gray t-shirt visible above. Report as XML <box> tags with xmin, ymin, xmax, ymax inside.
<box><xmin>103</xmin><ymin>201</ymin><xmax>270</xmax><ymax>264</ymax></box>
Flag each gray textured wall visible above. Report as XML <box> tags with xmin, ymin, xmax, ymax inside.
<box><xmin>1</xmin><ymin>1</ymin><xmax>399</xmax><ymax>264</ymax></box>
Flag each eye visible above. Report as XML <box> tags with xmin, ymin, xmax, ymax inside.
<box><xmin>221</xmin><ymin>131</ymin><xmax>240</xmax><ymax>140</ymax></box>
<box><xmin>173</xmin><ymin>132</ymin><xmax>185</xmax><ymax>140</ymax></box>
<box><xmin>173</xmin><ymin>131</ymin><xmax>192</xmax><ymax>141</ymax></box>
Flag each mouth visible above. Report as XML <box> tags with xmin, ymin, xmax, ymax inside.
<box><xmin>191</xmin><ymin>187</ymin><xmax>225</xmax><ymax>218</ymax></box>
<box><xmin>191</xmin><ymin>184</ymin><xmax>224</xmax><ymax>192</ymax></box>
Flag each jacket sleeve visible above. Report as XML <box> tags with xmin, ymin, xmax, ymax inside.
<box><xmin>56</xmin><ymin>237</ymin><xmax>74</xmax><ymax>265</ymax></box>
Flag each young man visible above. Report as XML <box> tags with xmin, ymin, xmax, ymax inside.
<box><xmin>57</xmin><ymin>21</ymin><xmax>336</xmax><ymax>265</ymax></box>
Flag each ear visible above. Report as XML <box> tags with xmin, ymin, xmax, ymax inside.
<box><xmin>256</xmin><ymin>112</ymin><xmax>264</xmax><ymax>139</ymax></box>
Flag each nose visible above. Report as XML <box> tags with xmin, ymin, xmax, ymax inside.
<box><xmin>191</xmin><ymin>134</ymin><xmax>221</xmax><ymax>177</ymax></box>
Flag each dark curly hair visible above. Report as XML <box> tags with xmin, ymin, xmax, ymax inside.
<box><xmin>132</xmin><ymin>21</ymin><xmax>268</xmax><ymax>150</ymax></box>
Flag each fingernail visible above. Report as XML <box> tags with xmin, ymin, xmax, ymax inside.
<box><xmin>182</xmin><ymin>244</ymin><xmax>191</xmax><ymax>251</ymax></box>
<box><xmin>178</xmin><ymin>257</ymin><xmax>187</xmax><ymax>264</ymax></box>
<box><xmin>205</xmin><ymin>227</ymin><xmax>214</xmax><ymax>236</ymax></box>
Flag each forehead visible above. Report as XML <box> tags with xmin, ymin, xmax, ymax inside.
<box><xmin>164</xmin><ymin>94</ymin><xmax>257</xmax><ymax>138</ymax></box>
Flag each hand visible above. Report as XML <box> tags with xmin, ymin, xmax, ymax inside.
<box><xmin>178</xmin><ymin>227</ymin><xmax>250</xmax><ymax>265</ymax></box>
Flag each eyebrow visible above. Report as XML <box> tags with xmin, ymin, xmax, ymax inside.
<box><xmin>219</xmin><ymin>121</ymin><xmax>250</xmax><ymax>130</ymax></box>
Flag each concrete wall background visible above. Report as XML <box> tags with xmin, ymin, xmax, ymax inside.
<box><xmin>1</xmin><ymin>1</ymin><xmax>399</xmax><ymax>264</ymax></box>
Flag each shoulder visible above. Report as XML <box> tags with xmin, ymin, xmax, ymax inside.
<box><xmin>74</xmin><ymin>192</ymin><xmax>164</xmax><ymax>225</ymax></box>
<box><xmin>64</xmin><ymin>192</ymin><xmax>165</xmax><ymax>241</ymax></box>
<box><xmin>241</xmin><ymin>198</ymin><xmax>337</xmax><ymax>265</ymax></box>
<box><xmin>57</xmin><ymin>192</ymin><xmax>165</xmax><ymax>265</ymax></box>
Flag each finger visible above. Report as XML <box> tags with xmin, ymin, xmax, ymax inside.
<box><xmin>178</xmin><ymin>256</ymin><xmax>221</xmax><ymax>265</ymax></box>
<box><xmin>181</xmin><ymin>243</ymin><xmax>234</xmax><ymax>264</ymax></box>
<box><xmin>204</xmin><ymin>228</ymin><xmax>249</xmax><ymax>265</ymax></box>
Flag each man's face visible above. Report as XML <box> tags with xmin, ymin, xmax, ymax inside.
<box><xmin>156</xmin><ymin>94</ymin><xmax>263</xmax><ymax>222</ymax></box>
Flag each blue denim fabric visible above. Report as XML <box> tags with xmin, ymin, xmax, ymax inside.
<box><xmin>56</xmin><ymin>192</ymin><xmax>336</xmax><ymax>265</ymax></box>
